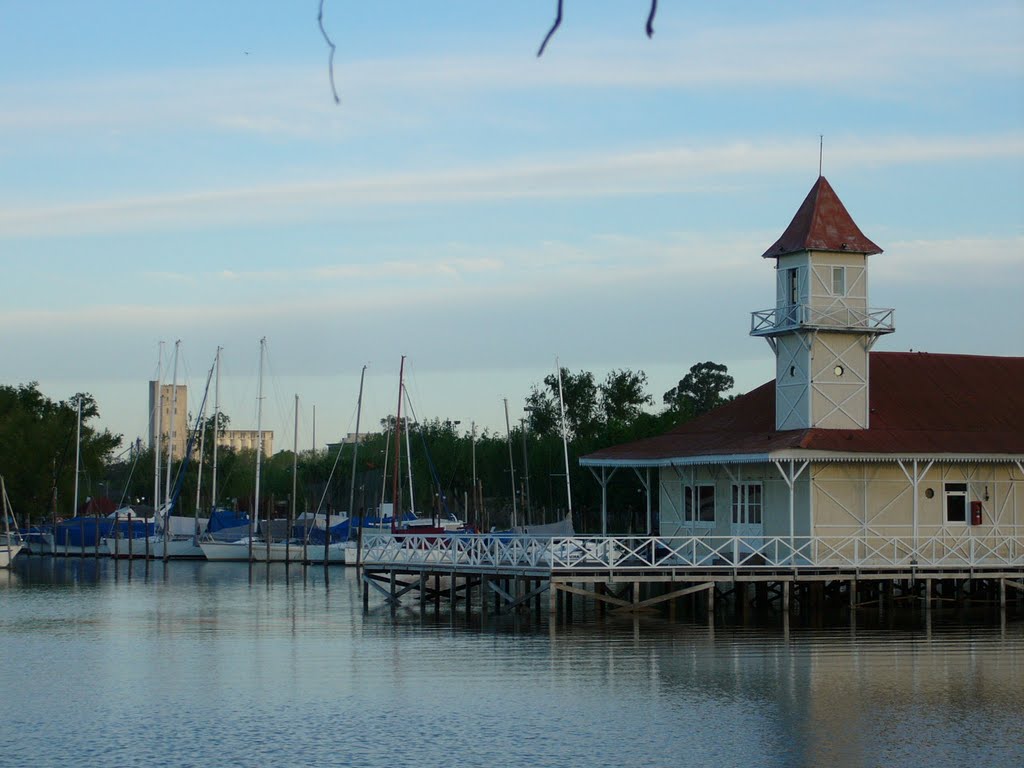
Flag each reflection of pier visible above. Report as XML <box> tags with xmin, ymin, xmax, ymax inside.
<box><xmin>360</xmin><ymin>532</ymin><xmax>1024</xmax><ymax>617</ymax></box>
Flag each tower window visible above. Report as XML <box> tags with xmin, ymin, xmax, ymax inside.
<box><xmin>831</xmin><ymin>266</ymin><xmax>846</xmax><ymax>296</ymax></box>
<box><xmin>788</xmin><ymin>268</ymin><xmax>799</xmax><ymax>305</ymax></box>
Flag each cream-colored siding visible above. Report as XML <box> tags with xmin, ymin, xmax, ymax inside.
<box><xmin>658</xmin><ymin>460</ymin><xmax>1022</xmax><ymax>556</ymax></box>
<box><xmin>808</xmin><ymin>331</ymin><xmax>870</xmax><ymax>429</ymax></box>
<box><xmin>811</xmin><ymin>461</ymin><xmax>1024</xmax><ymax>537</ymax></box>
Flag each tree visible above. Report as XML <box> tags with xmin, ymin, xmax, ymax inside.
<box><xmin>525</xmin><ymin>368</ymin><xmax>599</xmax><ymax>441</ymax></box>
<box><xmin>0</xmin><ymin>383</ymin><xmax>121</xmax><ymax>522</ymax></box>
<box><xmin>600</xmin><ymin>369</ymin><xmax>653</xmax><ymax>427</ymax></box>
<box><xmin>662</xmin><ymin>362</ymin><xmax>735</xmax><ymax>419</ymax></box>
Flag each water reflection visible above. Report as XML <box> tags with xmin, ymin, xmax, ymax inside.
<box><xmin>1</xmin><ymin>557</ymin><xmax>1022</xmax><ymax>768</ymax></box>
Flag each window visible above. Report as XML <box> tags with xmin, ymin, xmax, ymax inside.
<box><xmin>787</xmin><ymin>268</ymin><xmax>799</xmax><ymax>305</ymax></box>
<box><xmin>944</xmin><ymin>483</ymin><xmax>967</xmax><ymax>523</ymax></box>
<box><xmin>684</xmin><ymin>485</ymin><xmax>716</xmax><ymax>523</ymax></box>
<box><xmin>732</xmin><ymin>483</ymin><xmax>763</xmax><ymax>525</ymax></box>
<box><xmin>831</xmin><ymin>266</ymin><xmax>846</xmax><ymax>296</ymax></box>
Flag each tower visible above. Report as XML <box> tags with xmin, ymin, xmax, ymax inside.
<box><xmin>750</xmin><ymin>177</ymin><xmax>894</xmax><ymax>430</ymax></box>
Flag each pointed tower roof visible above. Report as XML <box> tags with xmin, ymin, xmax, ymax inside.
<box><xmin>761</xmin><ymin>176</ymin><xmax>882</xmax><ymax>258</ymax></box>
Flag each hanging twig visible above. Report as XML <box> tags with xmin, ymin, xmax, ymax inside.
<box><xmin>646</xmin><ymin>0</ymin><xmax>658</xmax><ymax>38</ymax></box>
<box><xmin>537</xmin><ymin>0</ymin><xmax>563</xmax><ymax>57</ymax></box>
<box><xmin>318</xmin><ymin>0</ymin><xmax>340</xmax><ymax>104</ymax></box>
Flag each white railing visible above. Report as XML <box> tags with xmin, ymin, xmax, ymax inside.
<box><xmin>750</xmin><ymin>305</ymin><xmax>894</xmax><ymax>335</ymax></box>
<box><xmin>360</xmin><ymin>533</ymin><xmax>1024</xmax><ymax>571</ymax></box>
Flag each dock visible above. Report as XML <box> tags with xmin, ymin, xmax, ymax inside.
<box><xmin>359</xmin><ymin>532</ymin><xmax>1024</xmax><ymax>618</ymax></box>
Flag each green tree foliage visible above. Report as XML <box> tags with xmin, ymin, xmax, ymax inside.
<box><xmin>662</xmin><ymin>361</ymin><xmax>735</xmax><ymax>420</ymax></box>
<box><xmin>0</xmin><ymin>383</ymin><xmax>121</xmax><ymax>523</ymax></box>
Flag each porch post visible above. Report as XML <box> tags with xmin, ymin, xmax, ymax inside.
<box><xmin>788</xmin><ymin>460</ymin><xmax>795</xmax><ymax>559</ymax></box>
<box><xmin>601</xmin><ymin>467</ymin><xmax>607</xmax><ymax>536</ymax></box>
<box><xmin>646</xmin><ymin>468</ymin><xmax>652</xmax><ymax>535</ymax></box>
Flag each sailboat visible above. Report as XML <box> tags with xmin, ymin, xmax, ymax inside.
<box><xmin>0</xmin><ymin>476</ymin><xmax>24</xmax><ymax>568</ymax></box>
<box><xmin>200</xmin><ymin>338</ymin><xmax>266</xmax><ymax>562</ymax></box>
<box><xmin>387</xmin><ymin>356</ymin><xmax>464</xmax><ymax>540</ymax></box>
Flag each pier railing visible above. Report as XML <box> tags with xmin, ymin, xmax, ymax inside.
<box><xmin>361</xmin><ymin>532</ymin><xmax>1024</xmax><ymax>572</ymax></box>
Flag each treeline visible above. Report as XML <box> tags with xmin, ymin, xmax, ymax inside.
<box><xmin>3</xmin><ymin>363</ymin><xmax>736</xmax><ymax>532</ymax></box>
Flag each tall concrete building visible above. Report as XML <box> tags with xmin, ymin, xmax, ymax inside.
<box><xmin>147</xmin><ymin>381</ymin><xmax>274</xmax><ymax>459</ymax></box>
<box><xmin>148</xmin><ymin>381</ymin><xmax>189</xmax><ymax>461</ymax></box>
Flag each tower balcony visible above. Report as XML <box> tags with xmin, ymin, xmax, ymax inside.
<box><xmin>750</xmin><ymin>304</ymin><xmax>895</xmax><ymax>337</ymax></box>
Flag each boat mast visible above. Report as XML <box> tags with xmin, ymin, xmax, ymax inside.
<box><xmin>292</xmin><ymin>394</ymin><xmax>298</xmax><ymax>566</ymax></box>
<box><xmin>403</xmin><ymin>389</ymin><xmax>415</xmax><ymax>518</ymax></box>
<box><xmin>194</xmin><ymin>403</ymin><xmax>206</xmax><ymax>539</ymax></box>
<box><xmin>504</xmin><ymin>398</ymin><xmax>517</xmax><ymax>529</ymax></box>
<box><xmin>556</xmin><ymin>358</ymin><xmax>573</xmax><ymax>521</ymax></box>
<box><xmin>2</xmin><ymin>476</ymin><xmax>11</xmax><ymax>564</ymax></box>
<box><xmin>253</xmin><ymin>337</ymin><xmax>266</xmax><ymax>564</ymax></box>
<box><xmin>352</xmin><ymin>364</ymin><xmax>367</xmax><ymax>567</ymax></box>
<box><xmin>73</xmin><ymin>395</ymin><xmax>82</xmax><ymax>518</ymax></box>
<box><xmin>211</xmin><ymin>346</ymin><xmax>221</xmax><ymax>514</ymax></box>
<box><xmin>390</xmin><ymin>356</ymin><xmax>405</xmax><ymax>533</ymax></box>
<box><xmin>164</xmin><ymin>340</ymin><xmax>181</xmax><ymax>549</ymax></box>
<box><xmin>153</xmin><ymin>341</ymin><xmax>164</xmax><ymax>520</ymax></box>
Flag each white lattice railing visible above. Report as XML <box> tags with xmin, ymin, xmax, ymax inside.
<box><xmin>750</xmin><ymin>305</ymin><xmax>894</xmax><ymax>335</ymax></box>
<box><xmin>360</xmin><ymin>533</ymin><xmax>1024</xmax><ymax>571</ymax></box>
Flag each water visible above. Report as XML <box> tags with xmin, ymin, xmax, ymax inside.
<box><xmin>1</xmin><ymin>559</ymin><xmax>1022</xmax><ymax>768</ymax></box>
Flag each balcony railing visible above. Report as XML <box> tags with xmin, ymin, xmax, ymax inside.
<box><xmin>360</xmin><ymin>532</ymin><xmax>1024</xmax><ymax>572</ymax></box>
<box><xmin>750</xmin><ymin>304</ymin><xmax>895</xmax><ymax>336</ymax></box>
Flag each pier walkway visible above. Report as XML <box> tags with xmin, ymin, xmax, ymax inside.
<box><xmin>359</xmin><ymin>532</ymin><xmax>1024</xmax><ymax>616</ymax></box>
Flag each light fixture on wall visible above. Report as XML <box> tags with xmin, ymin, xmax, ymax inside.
<box><xmin>984</xmin><ymin>485</ymin><xmax>990</xmax><ymax>501</ymax></box>
<box><xmin>924</xmin><ymin>488</ymin><xmax>935</xmax><ymax>499</ymax></box>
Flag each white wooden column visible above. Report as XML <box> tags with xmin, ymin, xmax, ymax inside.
<box><xmin>631</xmin><ymin>467</ymin><xmax>653</xmax><ymax>535</ymax></box>
<box><xmin>897</xmin><ymin>458</ymin><xmax>934</xmax><ymax>553</ymax></box>
<box><xmin>774</xmin><ymin>459</ymin><xmax>809</xmax><ymax>561</ymax></box>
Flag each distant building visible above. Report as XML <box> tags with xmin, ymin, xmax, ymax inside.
<box><xmin>218</xmin><ymin>429</ymin><xmax>274</xmax><ymax>458</ymax></box>
<box><xmin>148</xmin><ymin>381</ymin><xmax>189</xmax><ymax>461</ymax></box>
<box><xmin>326</xmin><ymin>432</ymin><xmax>379</xmax><ymax>453</ymax></box>
<box><xmin>148</xmin><ymin>381</ymin><xmax>273</xmax><ymax>459</ymax></box>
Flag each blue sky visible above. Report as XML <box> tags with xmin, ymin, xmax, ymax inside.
<box><xmin>2</xmin><ymin>1</ymin><xmax>1022</xmax><ymax>450</ymax></box>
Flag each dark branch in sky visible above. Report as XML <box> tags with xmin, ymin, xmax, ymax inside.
<box><xmin>537</xmin><ymin>1</ymin><xmax>658</xmax><ymax>56</ymax></box>
<box><xmin>318</xmin><ymin>0</ymin><xmax>340</xmax><ymax>104</ymax></box>
<box><xmin>537</xmin><ymin>0</ymin><xmax>564</xmax><ymax>57</ymax></box>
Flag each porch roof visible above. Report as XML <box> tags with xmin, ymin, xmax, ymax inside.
<box><xmin>580</xmin><ymin>352</ymin><xmax>1024</xmax><ymax>468</ymax></box>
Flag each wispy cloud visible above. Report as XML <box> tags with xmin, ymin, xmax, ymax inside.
<box><xmin>2</xmin><ymin>135</ymin><xmax>1021</xmax><ymax>238</ymax></box>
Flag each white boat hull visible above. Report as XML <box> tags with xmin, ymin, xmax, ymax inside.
<box><xmin>199</xmin><ymin>540</ymin><xmax>257</xmax><ymax>562</ymax></box>
<box><xmin>251</xmin><ymin>542</ymin><xmax>347</xmax><ymax>564</ymax></box>
<box><xmin>0</xmin><ymin>544</ymin><xmax>23</xmax><ymax>568</ymax></box>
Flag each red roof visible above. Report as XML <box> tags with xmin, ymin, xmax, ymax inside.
<box><xmin>582</xmin><ymin>352</ymin><xmax>1024</xmax><ymax>463</ymax></box>
<box><xmin>761</xmin><ymin>176</ymin><xmax>883</xmax><ymax>258</ymax></box>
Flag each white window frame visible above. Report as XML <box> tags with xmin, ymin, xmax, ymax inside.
<box><xmin>684</xmin><ymin>484</ymin><xmax>716</xmax><ymax>526</ymax></box>
<box><xmin>831</xmin><ymin>266</ymin><xmax>846</xmax><ymax>296</ymax></box>
<box><xmin>944</xmin><ymin>482</ymin><xmax>967</xmax><ymax>525</ymax></box>
<box><xmin>731</xmin><ymin>483</ymin><xmax>763</xmax><ymax>525</ymax></box>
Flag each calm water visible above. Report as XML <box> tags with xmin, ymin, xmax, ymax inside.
<box><xmin>1</xmin><ymin>559</ymin><xmax>1022</xmax><ymax>768</ymax></box>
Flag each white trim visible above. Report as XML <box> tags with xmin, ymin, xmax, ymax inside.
<box><xmin>581</xmin><ymin>452</ymin><xmax>1024</xmax><ymax>468</ymax></box>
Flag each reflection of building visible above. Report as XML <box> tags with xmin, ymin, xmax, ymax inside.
<box><xmin>218</xmin><ymin>429</ymin><xmax>274</xmax><ymax>458</ymax></box>
<box><xmin>148</xmin><ymin>381</ymin><xmax>189</xmax><ymax>461</ymax></box>
<box><xmin>148</xmin><ymin>381</ymin><xmax>273</xmax><ymax>459</ymax></box>
<box><xmin>582</xmin><ymin>176</ymin><xmax>1024</xmax><ymax>557</ymax></box>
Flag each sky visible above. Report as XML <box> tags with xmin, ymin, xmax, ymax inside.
<box><xmin>2</xmin><ymin>1</ymin><xmax>1022</xmax><ymax>453</ymax></box>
